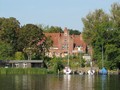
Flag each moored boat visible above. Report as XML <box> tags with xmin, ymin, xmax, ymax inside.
<box><xmin>87</xmin><ymin>70</ymin><xmax>95</xmax><ymax>75</ymax></box>
<box><xmin>99</xmin><ymin>67</ymin><xmax>107</xmax><ymax>75</ymax></box>
<box><xmin>63</xmin><ymin>67</ymin><xmax>71</xmax><ymax>74</ymax></box>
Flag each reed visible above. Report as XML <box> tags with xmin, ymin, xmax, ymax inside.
<box><xmin>0</xmin><ymin>68</ymin><xmax>47</xmax><ymax>75</ymax></box>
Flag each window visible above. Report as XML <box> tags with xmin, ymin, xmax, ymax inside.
<box><xmin>64</xmin><ymin>39</ymin><xmax>67</xmax><ymax>42</ymax></box>
<box><xmin>23</xmin><ymin>63</ymin><xmax>27</xmax><ymax>68</ymax></box>
<box><xmin>62</xmin><ymin>44</ymin><xmax>68</xmax><ymax>49</ymax></box>
<box><xmin>15</xmin><ymin>63</ymin><xmax>19</xmax><ymax>68</ymax></box>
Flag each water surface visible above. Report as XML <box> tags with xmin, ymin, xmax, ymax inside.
<box><xmin>0</xmin><ymin>74</ymin><xmax>120</xmax><ymax>90</ymax></box>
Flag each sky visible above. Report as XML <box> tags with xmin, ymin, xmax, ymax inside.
<box><xmin>0</xmin><ymin>0</ymin><xmax>120</xmax><ymax>31</ymax></box>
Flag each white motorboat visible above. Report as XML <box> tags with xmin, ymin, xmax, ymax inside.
<box><xmin>63</xmin><ymin>67</ymin><xmax>71</xmax><ymax>74</ymax></box>
<box><xmin>87</xmin><ymin>70</ymin><xmax>95</xmax><ymax>75</ymax></box>
<box><xmin>79</xmin><ymin>71</ymin><xmax>84</xmax><ymax>75</ymax></box>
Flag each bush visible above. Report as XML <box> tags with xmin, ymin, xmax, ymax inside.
<box><xmin>14</xmin><ymin>52</ymin><xmax>25</xmax><ymax>60</ymax></box>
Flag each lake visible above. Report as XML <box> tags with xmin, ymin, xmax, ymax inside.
<box><xmin>0</xmin><ymin>74</ymin><xmax>120</xmax><ymax>90</ymax></box>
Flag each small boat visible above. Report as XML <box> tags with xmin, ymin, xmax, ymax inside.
<box><xmin>87</xmin><ymin>61</ymin><xmax>95</xmax><ymax>75</ymax></box>
<box><xmin>79</xmin><ymin>71</ymin><xmax>84</xmax><ymax>75</ymax></box>
<box><xmin>87</xmin><ymin>70</ymin><xmax>95</xmax><ymax>75</ymax></box>
<box><xmin>63</xmin><ymin>67</ymin><xmax>71</xmax><ymax>75</ymax></box>
<box><xmin>99</xmin><ymin>67</ymin><xmax>107</xmax><ymax>75</ymax></box>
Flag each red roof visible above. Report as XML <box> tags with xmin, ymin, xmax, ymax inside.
<box><xmin>45</xmin><ymin>33</ymin><xmax>61</xmax><ymax>47</ymax></box>
<box><xmin>45</xmin><ymin>33</ymin><xmax>86</xmax><ymax>48</ymax></box>
<box><xmin>74</xmin><ymin>34</ymin><xmax>85</xmax><ymax>46</ymax></box>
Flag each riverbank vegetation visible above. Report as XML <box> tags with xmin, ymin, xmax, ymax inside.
<box><xmin>0</xmin><ymin>68</ymin><xmax>47</xmax><ymax>74</ymax></box>
<box><xmin>47</xmin><ymin>55</ymin><xmax>86</xmax><ymax>73</ymax></box>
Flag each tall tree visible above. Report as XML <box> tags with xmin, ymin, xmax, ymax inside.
<box><xmin>108</xmin><ymin>3</ymin><xmax>120</xmax><ymax>69</ymax></box>
<box><xmin>18</xmin><ymin>24</ymin><xmax>52</xmax><ymax>60</ymax></box>
<box><xmin>0</xmin><ymin>17</ymin><xmax>20</xmax><ymax>59</ymax></box>
<box><xmin>82</xmin><ymin>3</ymin><xmax>120</xmax><ymax>69</ymax></box>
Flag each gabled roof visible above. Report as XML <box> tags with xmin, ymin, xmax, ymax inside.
<box><xmin>45</xmin><ymin>33</ymin><xmax>61</xmax><ymax>47</ymax></box>
<box><xmin>73</xmin><ymin>34</ymin><xmax>86</xmax><ymax>47</ymax></box>
<box><xmin>44</xmin><ymin>28</ymin><xmax>87</xmax><ymax>49</ymax></box>
<box><xmin>45</xmin><ymin>33</ymin><xmax>86</xmax><ymax>48</ymax></box>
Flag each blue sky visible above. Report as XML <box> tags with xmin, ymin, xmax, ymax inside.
<box><xmin>0</xmin><ymin>0</ymin><xmax>120</xmax><ymax>31</ymax></box>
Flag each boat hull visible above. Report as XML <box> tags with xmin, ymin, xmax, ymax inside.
<box><xmin>63</xmin><ymin>67</ymin><xmax>71</xmax><ymax>74</ymax></box>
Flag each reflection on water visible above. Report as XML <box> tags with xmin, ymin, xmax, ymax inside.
<box><xmin>101</xmin><ymin>75</ymin><xmax>107</xmax><ymax>90</ymax></box>
<box><xmin>86</xmin><ymin>75</ymin><xmax>95</xmax><ymax>90</ymax></box>
<box><xmin>63</xmin><ymin>75</ymin><xmax>71</xmax><ymax>90</ymax></box>
<box><xmin>0</xmin><ymin>74</ymin><xmax>120</xmax><ymax>90</ymax></box>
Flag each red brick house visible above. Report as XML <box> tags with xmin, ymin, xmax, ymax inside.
<box><xmin>45</xmin><ymin>27</ymin><xmax>87</xmax><ymax>57</ymax></box>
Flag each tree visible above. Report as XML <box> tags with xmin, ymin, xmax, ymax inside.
<box><xmin>18</xmin><ymin>24</ymin><xmax>44</xmax><ymax>50</ymax></box>
<box><xmin>0</xmin><ymin>41</ymin><xmax>13</xmax><ymax>60</ymax></box>
<box><xmin>0</xmin><ymin>17</ymin><xmax>20</xmax><ymax>59</ymax></box>
<box><xmin>18</xmin><ymin>24</ymin><xmax>52</xmax><ymax>60</ymax></box>
<box><xmin>41</xmin><ymin>26</ymin><xmax>63</xmax><ymax>33</ymax></box>
<box><xmin>82</xmin><ymin>3</ymin><xmax>120</xmax><ymax>69</ymax></box>
<box><xmin>108</xmin><ymin>3</ymin><xmax>120</xmax><ymax>69</ymax></box>
<box><xmin>82</xmin><ymin>9</ymin><xmax>110</xmax><ymax>62</ymax></box>
<box><xmin>68</xmin><ymin>29</ymin><xmax>81</xmax><ymax>35</ymax></box>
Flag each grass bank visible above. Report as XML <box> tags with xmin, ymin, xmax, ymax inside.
<box><xmin>0</xmin><ymin>68</ymin><xmax>48</xmax><ymax>75</ymax></box>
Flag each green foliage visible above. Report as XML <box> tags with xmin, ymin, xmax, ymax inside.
<box><xmin>0</xmin><ymin>17</ymin><xmax>20</xmax><ymax>60</ymax></box>
<box><xmin>69</xmin><ymin>55</ymin><xmax>85</xmax><ymax>68</ymax></box>
<box><xmin>0</xmin><ymin>68</ymin><xmax>47</xmax><ymax>74</ymax></box>
<box><xmin>68</xmin><ymin>29</ymin><xmax>81</xmax><ymax>35</ymax></box>
<box><xmin>0</xmin><ymin>17</ymin><xmax>20</xmax><ymax>52</ymax></box>
<box><xmin>48</xmin><ymin>57</ymin><xmax>64</xmax><ymax>73</ymax></box>
<box><xmin>37</xmin><ymin>24</ymin><xmax>81</xmax><ymax>35</ymax></box>
<box><xmin>40</xmin><ymin>25</ymin><xmax>63</xmax><ymax>33</ymax></box>
<box><xmin>14</xmin><ymin>52</ymin><xmax>25</xmax><ymax>60</ymax></box>
<box><xmin>18</xmin><ymin>24</ymin><xmax>52</xmax><ymax>60</ymax></box>
<box><xmin>81</xmin><ymin>59</ymin><xmax>86</xmax><ymax>67</ymax></box>
<box><xmin>0</xmin><ymin>17</ymin><xmax>52</xmax><ymax>60</ymax></box>
<box><xmin>82</xmin><ymin>3</ymin><xmax>120</xmax><ymax>69</ymax></box>
<box><xmin>18</xmin><ymin>24</ymin><xmax>44</xmax><ymax>50</ymax></box>
<box><xmin>0</xmin><ymin>41</ymin><xmax>13</xmax><ymax>60</ymax></box>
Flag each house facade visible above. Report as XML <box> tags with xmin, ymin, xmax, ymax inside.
<box><xmin>3</xmin><ymin>60</ymin><xmax>46</xmax><ymax>68</ymax></box>
<box><xmin>45</xmin><ymin>27</ymin><xmax>88</xmax><ymax>57</ymax></box>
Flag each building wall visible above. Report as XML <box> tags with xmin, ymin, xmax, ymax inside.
<box><xmin>45</xmin><ymin>28</ymin><xmax>87</xmax><ymax>57</ymax></box>
<box><xmin>7</xmin><ymin>60</ymin><xmax>45</xmax><ymax>68</ymax></box>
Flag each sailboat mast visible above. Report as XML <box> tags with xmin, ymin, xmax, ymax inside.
<box><xmin>67</xmin><ymin>30</ymin><xmax>69</xmax><ymax>66</ymax></box>
<box><xmin>102</xmin><ymin>43</ymin><xmax>104</xmax><ymax>67</ymax></box>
